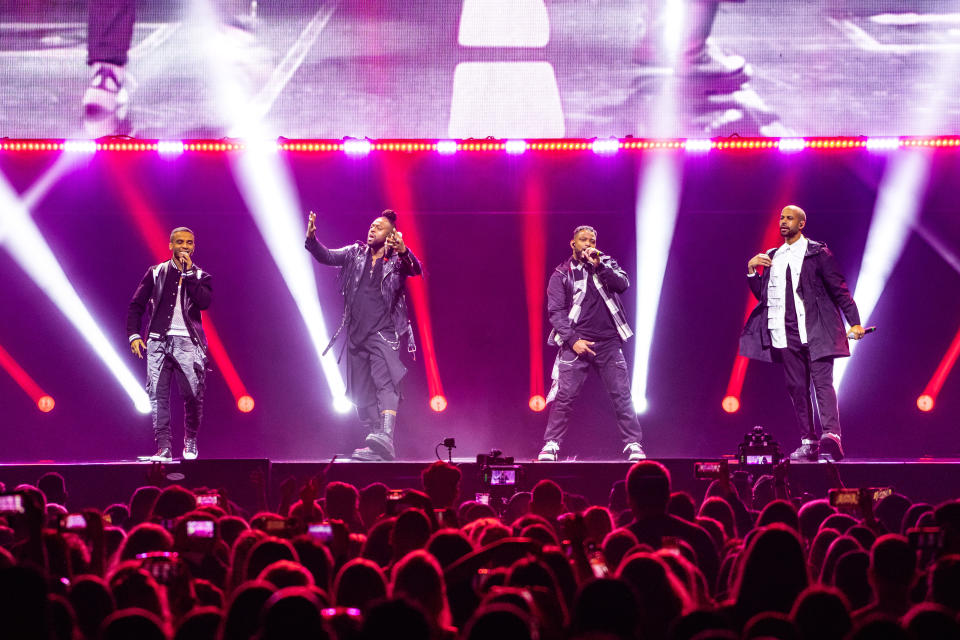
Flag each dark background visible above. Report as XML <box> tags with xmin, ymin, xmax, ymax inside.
<box><xmin>1</xmin><ymin>147</ymin><xmax>958</xmax><ymax>462</ymax></box>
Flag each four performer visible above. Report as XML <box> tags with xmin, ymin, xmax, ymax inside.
<box><xmin>126</xmin><ymin>206</ymin><xmax>866</xmax><ymax>463</ymax></box>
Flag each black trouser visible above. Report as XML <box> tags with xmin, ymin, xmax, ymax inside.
<box><xmin>345</xmin><ymin>331</ymin><xmax>406</xmax><ymax>436</ymax></box>
<box><xmin>775</xmin><ymin>346</ymin><xmax>840</xmax><ymax>441</ymax></box>
<box><xmin>543</xmin><ymin>337</ymin><xmax>643</xmax><ymax>445</ymax></box>
<box><xmin>87</xmin><ymin>0</ymin><xmax>248</xmax><ymax>65</ymax></box>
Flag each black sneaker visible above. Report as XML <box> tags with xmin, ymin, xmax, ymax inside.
<box><xmin>138</xmin><ymin>448</ymin><xmax>172</xmax><ymax>463</ymax></box>
<box><xmin>182</xmin><ymin>439</ymin><xmax>198</xmax><ymax>460</ymax></box>
<box><xmin>819</xmin><ymin>434</ymin><xmax>844</xmax><ymax>462</ymax></box>
<box><xmin>789</xmin><ymin>441</ymin><xmax>819</xmax><ymax>462</ymax></box>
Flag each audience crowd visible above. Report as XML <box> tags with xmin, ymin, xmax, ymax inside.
<box><xmin>2</xmin><ymin>459</ymin><xmax>959</xmax><ymax>640</ymax></box>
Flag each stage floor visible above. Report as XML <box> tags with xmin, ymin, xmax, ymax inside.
<box><xmin>2</xmin><ymin>457</ymin><xmax>958</xmax><ymax>513</ymax></box>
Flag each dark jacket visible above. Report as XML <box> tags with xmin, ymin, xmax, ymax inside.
<box><xmin>740</xmin><ymin>238</ymin><xmax>860</xmax><ymax>362</ymax></box>
<box><xmin>126</xmin><ymin>260</ymin><xmax>212</xmax><ymax>352</ymax></box>
<box><xmin>305</xmin><ymin>235</ymin><xmax>421</xmax><ymax>355</ymax></box>
<box><xmin>546</xmin><ymin>255</ymin><xmax>630</xmax><ymax>347</ymax></box>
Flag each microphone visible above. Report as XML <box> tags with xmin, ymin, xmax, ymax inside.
<box><xmin>583</xmin><ymin>248</ymin><xmax>605</xmax><ymax>260</ymax></box>
<box><xmin>847</xmin><ymin>326</ymin><xmax>876</xmax><ymax>339</ymax></box>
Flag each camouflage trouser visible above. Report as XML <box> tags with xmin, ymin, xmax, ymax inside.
<box><xmin>146</xmin><ymin>336</ymin><xmax>207</xmax><ymax>450</ymax></box>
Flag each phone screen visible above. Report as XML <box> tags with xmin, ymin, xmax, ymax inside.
<box><xmin>475</xmin><ymin>493</ymin><xmax>490</xmax><ymax>505</ymax></box>
<box><xmin>64</xmin><ymin>514</ymin><xmax>87</xmax><ymax>529</ymax></box>
<box><xmin>196</xmin><ymin>494</ymin><xmax>220</xmax><ymax>507</ymax></box>
<box><xmin>0</xmin><ymin>494</ymin><xmax>25</xmax><ymax>514</ymax></box>
<box><xmin>308</xmin><ymin>522</ymin><xmax>333</xmax><ymax>542</ymax></box>
<box><xmin>186</xmin><ymin>520</ymin><xmax>215</xmax><ymax>538</ymax></box>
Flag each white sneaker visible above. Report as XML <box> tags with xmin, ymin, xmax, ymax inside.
<box><xmin>624</xmin><ymin>443</ymin><xmax>646</xmax><ymax>462</ymax></box>
<box><xmin>182</xmin><ymin>439</ymin><xmax>198</xmax><ymax>461</ymax></box>
<box><xmin>81</xmin><ymin>63</ymin><xmax>130</xmax><ymax>137</ymax></box>
<box><xmin>538</xmin><ymin>440</ymin><xmax>559</xmax><ymax>462</ymax></box>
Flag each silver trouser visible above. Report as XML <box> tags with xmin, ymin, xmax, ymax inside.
<box><xmin>146</xmin><ymin>336</ymin><xmax>207</xmax><ymax>450</ymax></box>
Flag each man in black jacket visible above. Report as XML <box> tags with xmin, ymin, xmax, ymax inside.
<box><xmin>740</xmin><ymin>206</ymin><xmax>865</xmax><ymax>461</ymax></box>
<box><xmin>306</xmin><ymin>209</ymin><xmax>421</xmax><ymax>461</ymax></box>
<box><xmin>539</xmin><ymin>226</ymin><xmax>645</xmax><ymax>462</ymax></box>
<box><xmin>127</xmin><ymin>227</ymin><xmax>212</xmax><ymax>462</ymax></box>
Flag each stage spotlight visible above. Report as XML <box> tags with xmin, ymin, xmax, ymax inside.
<box><xmin>436</xmin><ymin>140</ymin><xmax>458</xmax><ymax>155</ymax></box>
<box><xmin>684</xmin><ymin>139</ymin><xmax>713</xmax><ymax>153</ymax></box>
<box><xmin>631</xmin><ymin>155</ymin><xmax>683</xmax><ymax>414</ymax></box>
<box><xmin>866</xmin><ymin>137</ymin><xmax>900</xmax><ymax>152</ymax></box>
<box><xmin>0</xmin><ymin>175</ymin><xmax>150</xmax><ymax>413</ymax></box>
<box><xmin>430</xmin><ymin>395</ymin><xmax>448</xmax><ymax>412</ymax></box>
<box><xmin>591</xmin><ymin>138</ymin><xmax>620</xmax><ymax>155</ymax></box>
<box><xmin>37</xmin><ymin>395</ymin><xmax>55</xmax><ymax>412</ymax></box>
<box><xmin>157</xmin><ymin>141</ymin><xmax>185</xmax><ymax>155</ymax></box>
<box><xmin>529</xmin><ymin>395</ymin><xmax>546</xmax><ymax>412</ymax></box>
<box><xmin>343</xmin><ymin>139</ymin><xmax>372</xmax><ymax>155</ymax></box>
<box><xmin>917</xmin><ymin>324</ymin><xmax>960</xmax><ymax>413</ymax></box>
<box><xmin>233</xmin><ymin>147</ymin><xmax>350</xmax><ymax>413</ymax></box>
<box><xmin>835</xmin><ymin>151</ymin><xmax>931</xmax><ymax>390</ymax></box>
<box><xmin>777</xmin><ymin>138</ymin><xmax>806</xmax><ymax>153</ymax></box>
<box><xmin>917</xmin><ymin>394</ymin><xmax>934</xmax><ymax>412</ymax></box>
<box><xmin>721</xmin><ymin>395</ymin><xmax>740</xmax><ymax>413</ymax></box>
<box><xmin>63</xmin><ymin>140</ymin><xmax>97</xmax><ymax>153</ymax></box>
<box><xmin>505</xmin><ymin>140</ymin><xmax>527</xmax><ymax>155</ymax></box>
<box><xmin>237</xmin><ymin>395</ymin><xmax>255</xmax><ymax>413</ymax></box>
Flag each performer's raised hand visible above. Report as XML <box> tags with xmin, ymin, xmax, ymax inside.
<box><xmin>131</xmin><ymin>338</ymin><xmax>146</xmax><ymax>358</ymax></box>
<box><xmin>386</xmin><ymin>229</ymin><xmax>406</xmax><ymax>254</ymax></box>
<box><xmin>306</xmin><ymin>211</ymin><xmax>317</xmax><ymax>239</ymax></box>
<box><xmin>572</xmin><ymin>339</ymin><xmax>596</xmax><ymax>356</ymax></box>
<box><xmin>747</xmin><ymin>252</ymin><xmax>772</xmax><ymax>274</ymax></box>
<box><xmin>177</xmin><ymin>249</ymin><xmax>193</xmax><ymax>271</ymax></box>
<box><xmin>584</xmin><ymin>247</ymin><xmax>601</xmax><ymax>266</ymax></box>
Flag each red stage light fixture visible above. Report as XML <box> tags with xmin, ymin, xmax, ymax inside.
<box><xmin>529</xmin><ymin>395</ymin><xmax>546</xmax><ymax>412</ymax></box>
<box><xmin>917</xmin><ymin>395</ymin><xmax>934</xmax><ymax>412</ymax></box>
<box><xmin>37</xmin><ymin>395</ymin><xmax>55</xmax><ymax>412</ymax></box>
<box><xmin>916</xmin><ymin>325</ymin><xmax>960</xmax><ymax>413</ymax></box>
<box><xmin>237</xmin><ymin>395</ymin><xmax>255</xmax><ymax>413</ymax></box>
<box><xmin>721</xmin><ymin>395</ymin><xmax>740</xmax><ymax>414</ymax></box>
<box><xmin>430</xmin><ymin>395</ymin><xmax>448</xmax><ymax>412</ymax></box>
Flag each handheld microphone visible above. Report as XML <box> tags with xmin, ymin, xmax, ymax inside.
<box><xmin>847</xmin><ymin>326</ymin><xmax>876</xmax><ymax>339</ymax></box>
<box><xmin>583</xmin><ymin>247</ymin><xmax>605</xmax><ymax>259</ymax></box>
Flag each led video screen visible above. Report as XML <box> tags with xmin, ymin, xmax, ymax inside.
<box><xmin>2</xmin><ymin>0</ymin><xmax>959</xmax><ymax>139</ymax></box>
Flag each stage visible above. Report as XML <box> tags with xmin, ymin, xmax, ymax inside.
<box><xmin>2</xmin><ymin>457</ymin><xmax>957</xmax><ymax>515</ymax></box>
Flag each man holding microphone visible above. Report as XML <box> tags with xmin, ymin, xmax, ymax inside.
<box><xmin>127</xmin><ymin>227</ymin><xmax>212</xmax><ymax>462</ymax></box>
<box><xmin>538</xmin><ymin>225</ymin><xmax>646</xmax><ymax>462</ymax></box>
<box><xmin>740</xmin><ymin>205</ymin><xmax>865</xmax><ymax>461</ymax></box>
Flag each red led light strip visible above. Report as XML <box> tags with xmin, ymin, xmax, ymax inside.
<box><xmin>1</xmin><ymin>137</ymin><xmax>959</xmax><ymax>154</ymax></box>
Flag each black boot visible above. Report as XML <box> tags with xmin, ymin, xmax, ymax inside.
<box><xmin>789</xmin><ymin>439</ymin><xmax>819</xmax><ymax>462</ymax></box>
<box><xmin>365</xmin><ymin>412</ymin><xmax>396</xmax><ymax>461</ymax></box>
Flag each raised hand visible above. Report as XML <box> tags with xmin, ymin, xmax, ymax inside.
<box><xmin>747</xmin><ymin>253</ymin><xmax>772</xmax><ymax>275</ymax></box>
<box><xmin>386</xmin><ymin>229</ymin><xmax>406</xmax><ymax>254</ymax></box>
<box><xmin>307</xmin><ymin>211</ymin><xmax>317</xmax><ymax>239</ymax></box>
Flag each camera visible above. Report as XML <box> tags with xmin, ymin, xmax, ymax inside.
<box><xmin>738</xmin><ymin>426</ymin><xmax>781</xmax><ymax>466</ymax></box>
<box><xmin>0</xmin><ymin>493</ymin><xmax>25</xmax><ymax>515</ymax></box>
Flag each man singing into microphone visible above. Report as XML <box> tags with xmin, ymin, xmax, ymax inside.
<box><xmin>306</xmin><ymin>209</ymin><xmax>421</xmax><ymax>461</ymax></box>
<box><xmin>740</xmin><ymin>205</ymin><xmax>865</xmax><ymax>461</ymax></box>
<box><xmin>539</xmin><ymin>226</ymin><xmax>646</xmax><ymax>462</ymax></box>
<box><xmin>127</xmin><ymin>227</ymin><xmax>212</xmax><ymax>462</ymax></box>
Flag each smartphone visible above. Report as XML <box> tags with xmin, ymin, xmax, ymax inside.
<box><xmin>588</xmin><ymin>551</ymin><xmax>609</xmax><ymax>578</ymax></box>
<box><xmin>186</xmin><ymin>520</ymin><xmax>215</xmax><ymax>538</ymax></box>
<box><xmin>907</xmin><ymin>526</ymin><xmax>944</xmax><ymax>552</ymax></box>
<box><xmin>694</xmin><ymin>461</ymin><xmax>723</xmax><ymax>480</ymax></box>
<box><xmin>196</xmin><ymin>494</ymin><xmax>220</xmax><ymax>508</ymax></box>
<box><xmin>0</xmin><ymin>493</ymin><xmax>24</xmax><ymax>514</ymax></box>
<box><xmin>62</xmin><ymin>513</ymin><xmax>87</xmax><ymax>530</ymax></box>
<box><xmin>475</xmin><ymin>492</ymin><xmax>490</xmax><ymax>505</ymax></box>
<box><xmin>137</xmin><ymin>551</ymin><xmax>183</xmax><ymax>585</ymax></box>
<box><xmin>870</xmin><ymin>487</ymin><xmax>894</xmax><ymax>503</ymax></box>
<box><xmin>828</xmin><ymin>488</ymin><xmax>860</xmax><ymax>508</ymax></box>
<box><xmin>264</xmin><ymin>519</ymin><xmax>287</xmax><ymax>535</ymax></box>
<box><xmin>308</xmin><ymin>522</ymin><xmax>333</xmax><ymax>542</ymax></box>
<box><xmin>387</xmin><ymin>489</ymin><xmax>404</xmax><ymax>501</ymax></box>
<box><xmin>488</xmin><ymin>468</ymin><xmax>517</xmax><ymax>486</ymax></box>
